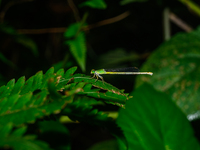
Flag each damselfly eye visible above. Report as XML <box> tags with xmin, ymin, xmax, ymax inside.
<box><xmin>91</xmin><ymin>69</ymin><xmax>95</xmax><ymax>74</ymax></box>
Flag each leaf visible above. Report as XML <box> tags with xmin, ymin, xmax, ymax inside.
<box><xmin>117</xmin><ymin>84</ymin><xmax>200</xmax><ymax>150</ymax></box>
<box><xmin>135</xmin><ymin>27</ymin><xmax>200</xmax><ymax>118</ymax></box>
<box><xmin>0</xmin><ymin>66</ymin><xmax>130</xmax><ymax>127</ymax></box>
<box><xmin>0</xmin><ymin>67</ymin><xmax>80</xmax><ymax>126</ymax></box>
<box><xmin>179</xmin><ymin>0</ymin><xmax>200</xmax><ymax>17</ymax></box>
<box><xmin>10</xmin><ymin>76</ymin><xmax>25</xmax><ymax>95</ymax></box>
<box><xmin>63</xmin><ymin>66</ymin><xmax>77</xmax><ymax>79</ymax></box>
<box><xmin>0</xmin><ymin>123</ymin><xmax>52</xmax><ymax>150</ymax></box>
<box><xmin>64</xmin><ymin>23</ymin><xmax>86</xmax><ymax>72</ymax></box>
<box><xmin>0</xmin><ymin>89</ymin><xmax>73</xmax><ymax>126</ymax></box>
<box><xmin>88</xmin><ymin>139</ymin><xmax>118</xmax><ymax>150</ymax></box>
<box><xmin>53</xmin><ymin>60</ymin><xmax>73</xmax><ymax>73</ymax></box>
<box><xmin>120</xmin><ymin>0</ymin><xmax>148</xmax><ymax>5</ymax></box>
<box><xmin>79</xmin><ymin>0</ymin><xmax>107</xmax><ymax>9</ymax></box>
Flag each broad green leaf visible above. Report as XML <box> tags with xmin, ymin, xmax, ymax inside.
<box><xmin>135</xmin><ymin>27</ymin><xmax>200</xmax><ymax>118</ymax></box>
<box><xmin>179</xmin><ymin>0</ymin><xmax>200</xmax><ymax>17</ymax></box>
<box><xmin>117</xmin><ymin>84</ymin><xmax>200</xmax><ymax>150</ymax></box>
<box><xmin>120</xmin><ymin>0</ymin><xmax>147</xmax><ymax>5</ymax></box>
<box><xmin>64</xmin><ymin>23</ymin><xmax>86</xmax><ymax>72</ymax></box>
<box><xmin>79</xmin><ymin>0</ymin><xmax>107</xmax><ymax>9</ymax></box>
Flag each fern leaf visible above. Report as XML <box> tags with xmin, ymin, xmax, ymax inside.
<box><xmin>10</xmin><ymin>76</ymin><xmax>25</xmax><ymax>95</ymax></box>
<box><xmin>0</xmin><ymin>91</ymin><xmax>73</xmax><ymax>125</ymax></box>
<box><xmin>63</xmin><ymin>66</ymin><xmax>77</xmax><ymax>79</ymax></box>
<box><xmin>0</xmin><ymin>66</ymin><xmax>130</xmax><ymax>126</ymax></box>
<box><xmin>56</xmin><ymin>68</ymin><xmax>65</xmax><ymax>76</ymax></box>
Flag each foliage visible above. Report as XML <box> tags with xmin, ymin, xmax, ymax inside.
<box><xmin>0</xmin><ymin>123</ymin><xmax>52</xmax><ymax>150</ymax></box>
<box><xmin>135</xmin><ymin>26</ymin><xmax>200</xmax><ymax>118</ymax></box>
<box><xmin>64</xmin><ymin>23</ymin><xmax>86</xmax><ymax>72</ymax></box>
<box><xmin>0</xmin><ymin>66</ymin><xmax>130</xmax><ymax>149</ymax></box>
<box><xmin>179</xmin><ymin>0</ymin><xmax>200</xmax><ymax>17</ymax></box>
<box><xmin>117</xmin><ymin>84</ymin><xmax>200</xmax><ymax>150</ymax></box>
<box><xmin>79</xmin><ymin>0</ymin><xmax>107</xmax><ymax>9</ymax></box>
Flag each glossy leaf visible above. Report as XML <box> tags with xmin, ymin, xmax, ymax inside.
<box><xmin>135</xmin><ymin>27</ymin><xmax>200</xmax><ymax>118</ymax></box>
<box><xmin>117</xmin><ymin>84</ymin><xmax>200</xmax><ymax>150</ymax></box>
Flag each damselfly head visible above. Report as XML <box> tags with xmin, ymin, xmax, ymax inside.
<box><xmin>91</xmin><ymin>69</ymin><xmax>95</xmax><ymax>74</ymax></box>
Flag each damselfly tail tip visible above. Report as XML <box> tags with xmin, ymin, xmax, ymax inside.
<box><xmin>149</xmin><ymin>72</ymin><xmax>153</xmax><ymax>76</ymax></box>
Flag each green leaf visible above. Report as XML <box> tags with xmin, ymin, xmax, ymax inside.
<box><xmin>10</xmin><ymin>76</ymin><xmax>25</xmax><ymax>95</ymax></box>
<box><xmin>79</xmin><ymin>0</ymin><xmax>107</xmax><ymax>9</ymax></box>
<box><xmin>88</xmin><ymin>139</ymin><xmax>118</xmax><ymax>150</ymax></box>
<box><xmin>117</xmin><ymin>84</ymin><xmax>200</xmax><ymax>150</ymax></box>
<box><xmin>38</xmin><ymin>121</ymin><xmax>69</xmax><ymax>134</ymax></box>
<box><xmin>179</xmin><ymin>0</ymin><xmax>200</xmax><ymax>17</ymax></box>
<box><xmin>0</xmin><ymin>79</ymin><xmax>15</xmax><ymax>99</ymax></box>
<box><xmin>64</xmin><ymin>23</ymin><xmax>86</xmax><ymax>72</ymax></box>
<box><xmin>11</xmin><ymin>126</ymin><xmax>27</xmax><ymax>137</ymax></box>
<box><xmin>0</xmin><ymin>123</ymin><xmax>52</xmax><ymax>150</ymax></box>
<box><xmin>0</xmin><ymin>67</ymin><xmax>83</xmax><ymax>126</ymax></box>
<box><xmin>63</xmin><ymin>66</ymin><xmax>77</xmax><ymax>79</ymax></box>
<box><xmin>120</xmin><ymin>0</ymin><xmax>148</xmax><ymax>5</ymax></box>
<box><xmin>135</xmin><ymin>26</ymin><xmax>200</xmax><ymax>118</ymax></box>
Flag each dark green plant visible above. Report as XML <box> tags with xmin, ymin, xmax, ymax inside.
<box><xmin>0</xmin><ymin>66</ymin><xmax>130</xmax><ymax>149</ymax></box>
